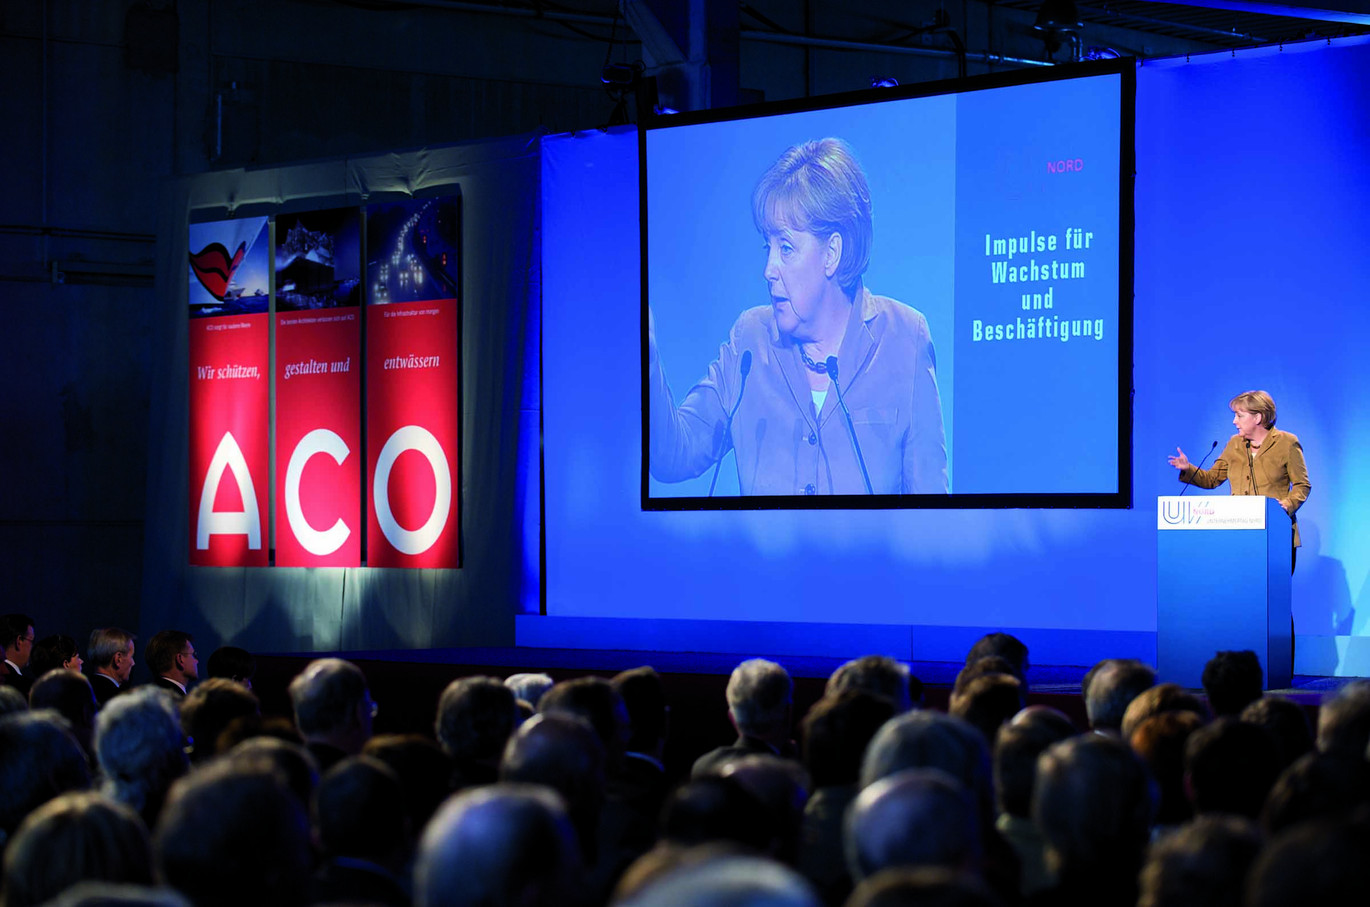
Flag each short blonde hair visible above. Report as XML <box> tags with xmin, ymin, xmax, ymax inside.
<box><xmin>753</xmin><ymin>138</ymin><xmax>873</xmax><ymax>297</ymax></box>
<box><xmin>1229</xmin><ymin>390</ymin><xmax>1276</xmax><ymax>429</ymax></box>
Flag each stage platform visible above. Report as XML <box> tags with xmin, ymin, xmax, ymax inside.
<box><xmin>250</xmin><ymin>647</ymin><xmax>1343</xmax><ymax>784</ymax></box>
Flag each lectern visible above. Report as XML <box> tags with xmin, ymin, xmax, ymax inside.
<box><xmin>1156</xmin><ymin>496</ymin><xmax>1292</xmax><ymax>690</ymax></box>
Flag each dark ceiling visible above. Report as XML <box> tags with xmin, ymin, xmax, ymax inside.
<box><xmin>996</xmin><ymin>0</ymin><xmax>1370</xmax><ymax>50</ymax></box>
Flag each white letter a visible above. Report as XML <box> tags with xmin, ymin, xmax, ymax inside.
<box><xmin>196</xmin><ymin>432</ymin><xmax>262</xmax><ymax>550</ymax></box>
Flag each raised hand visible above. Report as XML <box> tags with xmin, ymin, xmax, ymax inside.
<box><xmin>1167</xmin><ymin>447</ymin><xmax>1191</xmax><ymax>471</ymax></box>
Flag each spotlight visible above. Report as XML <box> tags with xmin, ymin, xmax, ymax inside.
<box><xmin>871</xmin><ymin>77</ymin><xmax>900</xmax><ymax>89</ymax></box>
<box><xmin>1033</xmin><ymin>0</ymin><xmax>1083</xmax><ymax>59</ymax></box>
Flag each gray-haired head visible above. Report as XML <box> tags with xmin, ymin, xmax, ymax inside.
<box><xmin>288</xmin><ymin>658</ymin><xmax>372</xmax><ymax>754</ymax></box>
<box><xmin>727</xmin><ymin>659</ymin><xmax>793</xmax><ymax>741</ymax></box>
<box><xmin>504</xmin><ymin>673</ymin><xmax>554</xmax><ymax>708</ymax></box>
<box><xmin>1083</xmin><ymin>659</ymin><xmax>1156</xmax><ymax>733</ymax></box>
<box><xmin>827</xmin><ymin>656</ymin><xmax>914</xmax><ymax>713</ymax></box>
<box><xmin>87</xmin><ymin>629</ymin><xmax>136</xmax><ymax>671</ymax></box>
<box><xmin>620</xmin><ymin>850</ymin><xmax>821</xmax><ymax>907</ymax></box>
<box><xmin>414</xmin><ymin>783</ymin><xmax>578</xmax><ymax>907</ymax></box>
<box><xmin>845</xmin><ymin>768</ymin><xmax>981</xmax><ymax>883</ymax></box>
<box><xmin>94</xmin><ymin>687</ymin><xmax>187</xmax><ymax>824</ymax></box>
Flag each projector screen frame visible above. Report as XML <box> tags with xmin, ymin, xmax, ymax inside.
<box><xmin>638</xmin><ymin>58</ymin><xmax>1136</xmax><ymax>512</ymax></box>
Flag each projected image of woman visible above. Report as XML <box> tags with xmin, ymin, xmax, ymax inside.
<box><xmin>648</xmin><ymin>138</ymin><xmax>948</xmax><ymax>496</ymax></box>
<box><xmin>1168</xmin><ymin>390</ymin><xmax>1311</xmax><ymax>565</ymax></box>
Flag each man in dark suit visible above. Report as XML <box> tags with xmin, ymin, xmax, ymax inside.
<box><xmin>87</xmin><ymin>627</ymin><xmax>136</xmax><ymax>707</ymax></box>
<box><xmin>691</xmin><ymin>658</ymin><xmax>797</xmax><ymax>778</ymax></box>
<box><xmin>145</xmin><ymin>630</ymin><xmax>199</xmax><ymax>698</ymax></box>
<box><xmin>0</xmin><ymin>613</ymin><xmax>36</xmax><ymax>697</ymax></box>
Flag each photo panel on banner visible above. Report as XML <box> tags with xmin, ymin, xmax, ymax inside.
<box><xmin>364</xmin><ymin>195</ymin><xmax>462</xmax><ymax>568</ymax></box>
<box><xmin>188</xmin><ymin>215</ymin><xmax>271</xmax><ymax>566</ymax></box>
<box><xmin>273</xmin><ymin>208</ymin><xmax>363</xmax><ymax>567</ymax></box>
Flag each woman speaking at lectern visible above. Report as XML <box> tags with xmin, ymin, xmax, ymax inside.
<box><xmin>1167</xmin><ymin>390</ymin><xmax>1310</xmax><ymax>568</ymax></box>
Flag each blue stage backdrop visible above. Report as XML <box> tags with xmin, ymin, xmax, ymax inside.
<box><xmin>537</xmin><ymin>37</ymin><xmax>1370</xmax><ymax>674</ymax></box>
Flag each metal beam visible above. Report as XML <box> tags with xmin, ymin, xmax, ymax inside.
<box><xmin>1132</xmin><ymin>0</ymin><xmax>1370</xmax><ymax>26</ymax></box>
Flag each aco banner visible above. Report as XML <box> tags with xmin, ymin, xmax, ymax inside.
<box><xmin>365</xmin><ymin>196</ymin><xmax>461</xmax><ymax>568</ymax></box>
<box><xmin>188</xmin><ymin>216</ymin><xmax>271</xmax><ymax>566</ymax></box>
<box><xmin>274</xmin><ymin>208</ymin><xmax>363</xmax><ymax>566</ymax></box>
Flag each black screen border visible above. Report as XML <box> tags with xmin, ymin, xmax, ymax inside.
<box><xmin>638</xmin><ymin>58</ymin><xmax>1136</xmax><ymax>512</ymax></box>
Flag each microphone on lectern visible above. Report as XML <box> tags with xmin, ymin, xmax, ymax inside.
<box><xmin>1179</xmin><ymin>440</ymin><xmax>1219</xmax><ymax>497</ymax></box>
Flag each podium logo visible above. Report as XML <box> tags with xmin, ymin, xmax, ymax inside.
<box><xmin>1161</xmin><ymin>500</ymin><xmax>1216</xmax><ymax>526</ymax></box>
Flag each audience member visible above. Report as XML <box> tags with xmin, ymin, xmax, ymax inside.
<box><xmin>1185</xmin><ymin>718</ymin><xmax>1281</xmax><ymax>820</ymax></box>
<box><xmin>845</xmin><ymin>768</ymin><xmax>981</xmax><ymax>883</ymax></box>
<box><xmin>1137</xmin><ymin>815</ymin><xmax>1261</xmax><ymax>907</ymax></box>
<box><xmin>1</xmin><ymin>613</ymin><xmax>37</xmax><ymax>697</ymax></box>
<box><xmin>1240</xmin><ymin>696</ymin><xmax>1313</xmax><ymax>772</ymax></box>
<box><xmin>718</xmin><ymin>754</ymin><xmax>810</xmax><ymax>865</ymax></box>
<box><xmin>288</xmin><ymin>657</ymin><xmax>375</xmax><ymax>772</ymax></box>
<box><xmin>1202</xmin><ymin>650</ymin><xmax>1264</xmax><ymax>717</ymax></box>
<box><xmin>0</xmin><ymin>684</ymin><xmax>26</xmax><ymax>716</ymax></box>
<box><xmin>798</xmin><ymin>689</ymin><xmax>898</xmax><ymax>902</ymax></box>
<box><xmin>29</xmin><ymin>668</ymin><xmax>99</xmax><ymax>759</ymax></box>
<box><xmin>860</xmin><ymin>711</ymin><xmax>991</xmax><ymax>820</ymax></box>
<box><xmin>154</xmin><ymin>761</ymin><xmax>312</xmax><ymax>907</ymax></box>
<box><xmin>693</xmin><ymin>658</ymin><xmax>795</xmax><ymax>777</ymax></box>
<box><xmin>1082</xmin><ymin>658</ymin><xmax>1155</xmax><ymax>735</ymax></box>
<box><xmin>28</xmin><ymin>633</ymin><xmax>83</xmax><ymax>681</ymax></box>
<box><xmin>501</xmin><ymin>712</ymin><xmax>606</xmax><ymax>870</ymax></box>
<box><xmin>827</xmin><ymin>655</ymin><xmax>918</xmax><ymax>712</ymax></box>
<box><xmin>844</xmin><ymin>866</ymin><xmax>1001</xmax><ymax>907</ymax></box>
<box><xmin>180</xmin><ymin>678</ymin><xmax>260</xmax><ymax>763</ymax></box>
<box><xmin>993</xmin><ymin>708</ymin><xmax>1076</xmax><ymax>896</ymax></box>
<box><xmin>364</xmin><ymin>733</ymin><xmax>456</xmax><ymax>835</ymax></box>
<box><xmin>611</xmin><ymin>666</ymin><xmax>670</xmax><ymax>796</ymax></box>
<box><xmin>414</xmin><ymin>783</ymin><xmax>580</xmax><ymax>907</ymax></box>
<box><xmin>658</xmin><ymin>774</ymin><xmax>771</xmax><ymax>853</ymax></box>
<box><xmin>144</xmin><ymin>631</ymin><xmax>199</xmax><ymax>698</ymax></box>
<box><xmin>965</xmin><ymin>633</ymin><xmax>1029</xmax><ymax>683</ymax></box>
<box><xmin>1030</xmin><ymin>734</ymin><xmax>1153</xmax><ymax>907</ymax></box>
<box><xmin>0</xmin><ymin>791</ymin><xmax>154</xmax><ymax>907</ymax></box>
<box><xmin>312</xmin><ymin>756</ymin><xmax>411</xmax><ymax>907</ymax></box>
<box><xmin>87</xmin><ymin>628</ymin><xmax>136</xmax><ymax>707</ymax></box>
<box><xmin>222</xmin><ymin>736</ymin><xmax>319</xmax><ymax>810</ymax></box>
<box><xmin>205</xmin><ymin>645</ymin><xmax>256</xmax><ymax>689</ymax></box>
<box><xmin>1315</xmin><ymin>679</ymin><xmax>1370</xmax><ymax>761</ymax></box>
<box><xmin>616</xmin><ymin>849</ymin><xmax>820</xmax><ymax>907</ymax></box>
<box><xmin>435</xmin><ymin>675</ymin><xmax>519</xmax><ymax>788</ymax></box>
<box><xmin>1120</xmin><ymin>683</ymin><xmax>1207</xmax><ymax>740</ymax></box>
<box><xmin>952</xmin><ymin>656</ymin><xmax>1017</xmax><ymax>699</ymax></box>
<box><xmin>1259</xmin><ymin>750</ymin><xmax>1370</xmax><ymax>835</ymax></box>
<box><xmin>504</xmin><ymin>672</ymin><xmax>554</xmax><ymax>708</ymax></box>
<box><xmin>35</xmin><ymin>882</ymin><xmax>190</xmax><ymax>907</ymax></box>
<box><xmin>541</xmin><ymin>676</ymin><xmax>632</xmax><ymax>774</ymax></box>
<box><xmin>1246</xmin><ymin>809</ymin><xmax>1370</xmax><ymax>906</ymax></box>
<box><xmin>0</xmin><ymin>711</ymin><xmax>91</xmax><ymax>841</ymax></box>
<box><xmin>1130</xmin><ymin>709</ymin><xmax>1204</xmax><ymax>828</ymax></box>
<box><xmin>950</xmin><ymin>674</ymin><xmax>1025</xmax><ymax>748</ymax></box>
<box><xmin>93</xmin><ymin>687</ymin><xmax>187</xmax><ymax>829</ymax></box>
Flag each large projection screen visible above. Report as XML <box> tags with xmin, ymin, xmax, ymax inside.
<box><xmin>641</xmin><ymin>61</ymin><xmax>1134</xmax><ymax>509</ymax></box>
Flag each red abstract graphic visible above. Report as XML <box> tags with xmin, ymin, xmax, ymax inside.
<box><xmin>189</xmin><ymin>242</ymin><xmax>247</xmax><ymax>301</ymax></box>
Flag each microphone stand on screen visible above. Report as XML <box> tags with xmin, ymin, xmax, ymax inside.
<box><xmin>827</xmin><ymin>356</ymin><xmax>874</xmax><ymax>495</ymax></box>
<box><xmin>707</xmin><ymin>350</ymin><xmax>752</xmax><ymax>498</ymax></box>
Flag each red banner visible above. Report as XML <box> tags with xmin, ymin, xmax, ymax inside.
<box><xmin>189</xmin><ymin>314</ymin><xmax>271</xmax><ymax>566</ymax></box>
<box><xmin>274</xmin><ymin>310</ymin><xmax>362</xmax><ymax>566</ymax></box>
<box><xmin>365</xmin><ymin>298</ymin><xmax>461</xmax><ymax>567</ymax></box>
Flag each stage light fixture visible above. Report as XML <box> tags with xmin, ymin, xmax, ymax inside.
<box><xmin>1033</xmin><ymin>0</ymin><xmax>1083</xmax><ymax>60</ymax></box>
